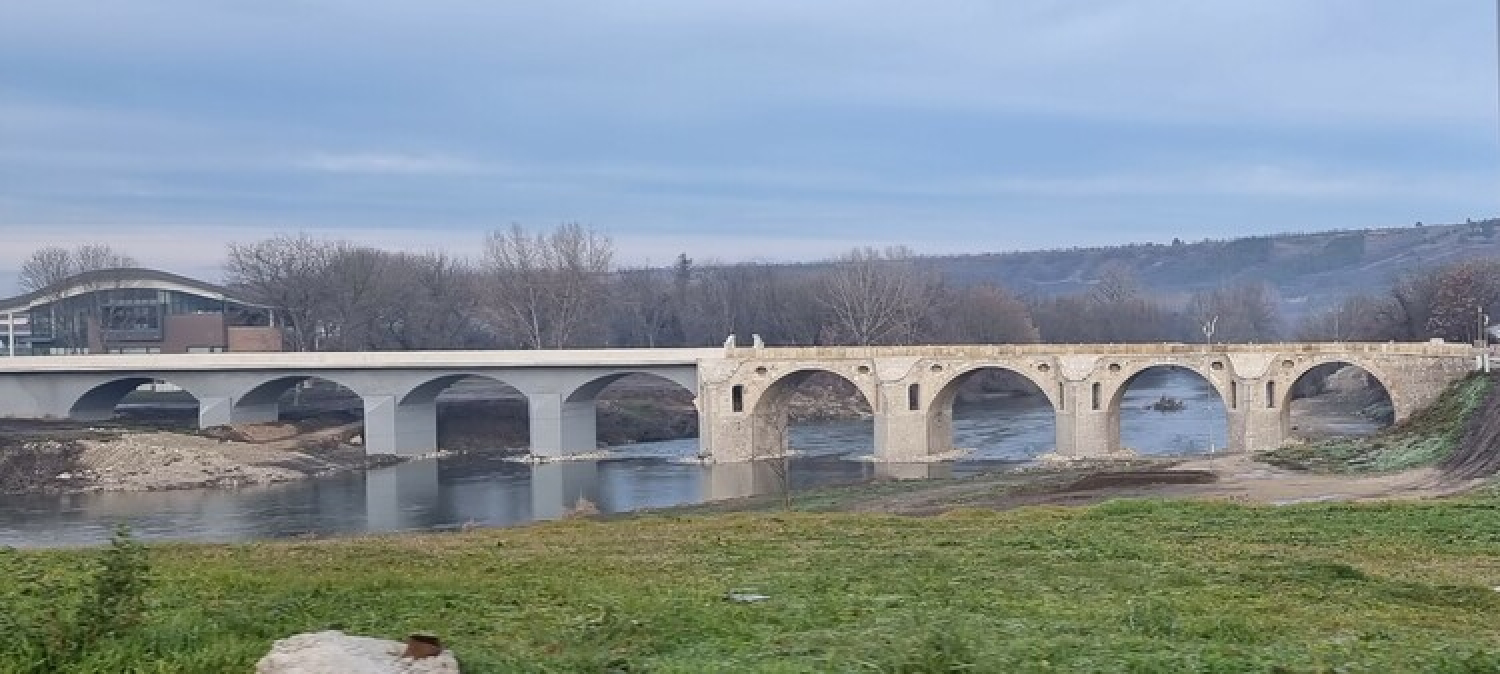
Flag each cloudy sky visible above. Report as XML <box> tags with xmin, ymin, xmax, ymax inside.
<box><xmin>1</xmin><ymin>1</ymin><xmax>1496</xmax><ymax>283</ymax></box>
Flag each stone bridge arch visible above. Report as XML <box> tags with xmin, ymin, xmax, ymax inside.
<box><xmin>920</xmin><ymin>361</ymin><xmax>1059</xmax><ymax>458</ymax></box>
<box><xmin>747</xmin><ymin>366</ymin><xmax>875</xmax><ymax>459</ymax></box>
<box><xmin>1096</xmin><ymin>356</ymin><xmax>1233</xmax><ymax>455</ymax></box>
<box><xmin>1275</xmin><ymin>355</ymin><xmax>1399</xmax><ymax>436</ymax></box>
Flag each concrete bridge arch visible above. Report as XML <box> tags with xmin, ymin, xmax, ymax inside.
<box><xmin>69</xmin><ymin>376</ymin><xmax>206</xmax><ymax>421</ymax></box>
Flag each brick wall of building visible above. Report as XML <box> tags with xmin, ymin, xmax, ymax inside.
<box><xmin>228</xmin><ymin>326</ymin><xmax>284</xmax><ymax>352</ymax></box>
<box><xmin>163</xmin><ymin>314</ymin><xmax>228</xmax><ymax>353</ymax></box>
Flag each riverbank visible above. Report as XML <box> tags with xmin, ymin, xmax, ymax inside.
<box><xmin>0</xmin><ymin>418</ymin><xmax>398</xmax><ymax>494</ymax></box>
<box><xmin>5</xmin><ymin>496</ymin><xmax>1499</xmax><ymax>672</ymax></box>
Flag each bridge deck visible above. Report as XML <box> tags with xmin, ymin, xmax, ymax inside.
<box><xmin>0</xmin><ymin>342</ymin><xmax>1473</xmax><ymax>373</ymax></box>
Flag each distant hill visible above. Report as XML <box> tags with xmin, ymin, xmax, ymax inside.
<box><xmin>926</xmin><ymin>220</ymin><xmax>1500</xmax><ymax>325</ymax></box>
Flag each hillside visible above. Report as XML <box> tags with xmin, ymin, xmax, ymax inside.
<box><xmin>930</xmin><ymin>219</ymin><xmax>1500</xmax><ymax>323</ymax></box>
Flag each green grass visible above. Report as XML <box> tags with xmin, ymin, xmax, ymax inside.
<box><xmin>1257</xmin><ymin>374</ymin><xmax>1493</xmax><ymax>473</ymax></box>
<box><xmin>5</xmin><ymin>500</ymin><xmax>1500</xmax><ymax>672</ymax></box>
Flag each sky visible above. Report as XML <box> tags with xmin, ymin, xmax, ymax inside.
<box><xmin>1</xmin><ymin>1</ymin><xmax>1498</xmax><ymax>285</ymax></box>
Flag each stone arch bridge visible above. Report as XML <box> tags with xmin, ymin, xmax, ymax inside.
<box><xmin>0</xmin><ymin>342</ymin><xmax>1477</xmax><ymax>461</ymax></box>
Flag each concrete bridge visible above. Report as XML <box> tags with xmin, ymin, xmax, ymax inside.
<box><xmin>0</xmin><ymin>342</ymin><xmax>1478</xmax><ymax>461</ymax></box>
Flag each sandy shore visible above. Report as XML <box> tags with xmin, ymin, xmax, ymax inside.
<box><xmin>2</xmin><ymin>420</ymin><xmax>399</xmax><ymax>494</ymax></box>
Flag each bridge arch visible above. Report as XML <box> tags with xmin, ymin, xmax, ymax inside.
<box><xmin>389</xmin><ymin>373</ymin><xmax>530</xmax><ymax>454</ymax></box>
<box><xmin>1105</xmin><ymin>362</ymin><xmax>1230</xmax><ymax>455</ymax></box>
<box><xmin>924</xmin><ymin>364</ymin><xmax>1058</xmax><ymax>458</ymax></box>
<box><xmin>69</xmin><ymin>376</ymin><xmax>202</xmax><ymax>422</ymax></box>
<box><xmin>557</xmin><ymin>371</ymin><xmax>700</xmax><ymax>454</ymax></box>
<box><xmin>565</xmin><ymin>369</ymin><xmax>697</xmax><ymax>404</ymax></box>
<box><xmin>399</xmin><ymin>372</ymin><xmax>527</xmax><ymax>406</ymax></box>
<box><xmin>1278</xmin><ymin>357</ymin><xmax>1397</xmax><ymax>437</ymax></box>
<box><xmin>233</xmin><ymin>374</ymin><xmax>364</xmax><ymax>424</ymax></box>
<box><xmin>749</xmin><ymin>368</ymin><xmax>873</xmax><ymax>459</ymax></box>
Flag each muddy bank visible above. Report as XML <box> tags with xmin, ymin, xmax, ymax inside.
<box><xmin>0</xmin><ymin>417</ymin><xmax>397</xmax><ymax>494</ymax></box>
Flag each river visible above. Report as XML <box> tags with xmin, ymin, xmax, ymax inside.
<box><xmin>0</xmin><ymin>370</ymin><xmax>1375</xmax><ymax>546</ymax></box>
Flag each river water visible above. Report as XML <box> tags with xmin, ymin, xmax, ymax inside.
<box><xmin>0</xmin><ymin>370</ymin><xmax>1372</xmax><ymax>547</ymax></box>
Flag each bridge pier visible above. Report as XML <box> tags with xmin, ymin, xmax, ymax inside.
<box><xmin>1053</xmin><ymin>380</ymin><xmax>1117</xmax><ymax>458</ymax></box>
<box><xmin>527</xmin><ymin>393</ymin><xmax>599</xmax><ymax>458</ymax></box>
<box><xmin>197</xmin><ymin>396</ymin><xmax>279</xmax><ymax>429</ymax></box>
<box><xmin>1226</xmin><ymin>375</ymin><xmax>1288</xmax><ymax>453</ymax></box>
<box><xmin>362</xmin><ymin>395</ymin><xmax>439</xmax><ymax>456</ymax></box>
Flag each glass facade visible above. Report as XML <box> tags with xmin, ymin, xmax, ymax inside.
<box><xmin>15</xmin><ymin>285</ymin><xmax>272</xmax><ymax>355</ymax></box>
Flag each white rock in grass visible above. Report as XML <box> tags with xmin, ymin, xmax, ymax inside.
<box><xmin>256</xmin><ymin>631</ymin><xmax>460</xmax><ymax>674</ymax></box>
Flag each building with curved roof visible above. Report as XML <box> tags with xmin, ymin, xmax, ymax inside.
<box><xmin>0</xmin><ymin>268</ymin><xmax>281</xmax><ymax>355</ymax></box>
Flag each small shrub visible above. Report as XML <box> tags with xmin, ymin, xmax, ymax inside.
<box><xmin>0</xmin><ymin>524</ymin><xmax>151</xmax><ymax>672</ymax></box>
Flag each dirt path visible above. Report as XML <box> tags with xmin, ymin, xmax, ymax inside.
<box><xmin>839</xmin><ymin>453</ymin><xmax>1480</xmax><ymax>516</ymax></box>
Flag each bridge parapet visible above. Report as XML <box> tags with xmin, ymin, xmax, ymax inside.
<box><xmin>722</xmin><ymin>342</ymin><xmax>1477</xmax><ymax>361</ymax></box>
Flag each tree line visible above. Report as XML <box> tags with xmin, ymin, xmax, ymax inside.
<box><xmin>18</xmin><ymin>225</ymin><xmax>1500</xmax><ymax>350</ymax></box>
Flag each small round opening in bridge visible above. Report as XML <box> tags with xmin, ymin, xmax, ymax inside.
<box><xmin>749</xmin><ymin>369</ymin><xmax>872</xmax><ymax>464</ymax></box>
<box><xmin>930</xmin><ymin>367</ymin><xmax>1055</xmax><ymax>460</ymax></box>
<box><xmin>929</xmin><ymin>364</ymin><xmax>943</xmax><ymax>373</ymax></box>
<box><xmin>755</xmin><ymin>366</ymin><xmax>769</xmax><ymax>375</ymax></box>
<box><xmin>1111</xmin><ymin>365</ymin><xmax>1228</xmax><ymax>456</ymax></box>
<box><xmin>1210</xmin><ymin>361</ymin><xmax>1224</xmax><ymax>371</ymax></box>
<box><xmin>68</xmin><ymin>377</ymin><xmax>200</xmax><ymax>428</ymax></box>
<box><xmin>1284</xmin><ymin>363</ymin><xmax>1393</xmax><ymax>441</ymax></box>
<box><xmin>856</xmin><ymin>365</ymin><xmax>871</xmax><ymax>375</ymax></box>
<box><xmin>1109</xmin><ymin>363</ymin><xmax>1122</xmax><ymax>373</ymax></box>
<box><xmin>1036</xmin><ymin>363</ymin><xmax>1050</xmax><ymax>372</ymax></box>
<box><xmin>1282</xmin><ymin>359</ymin><xmax>1295</xmax><ymax>369</ymax></box>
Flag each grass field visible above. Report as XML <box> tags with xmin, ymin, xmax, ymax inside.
<box><xmin>5</xmin><ymin>497</ymin><xmax>1500</xmax><ymax>673</ymax></box>
<box><xmin>1259</xmin><ymin>374</ymin><xmax>1492</xmax><ymax>473</ymax></box>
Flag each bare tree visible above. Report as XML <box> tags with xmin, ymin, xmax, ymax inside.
<box><xmin>73</xmin><ymin>244</ymin><xmax>137</xmax><ymax>274</ymax></box>
<box><xmin>18</xmin><ymin>244</ymin><xmax>137</xmax><ymax>294</ymax></box>
<box><xmin>1090</xmin><ymin>261</ymin><xmax>1141</xmax><ymax>306</ymax></box>
<box><xmin>482</xmin><ymin>223</ymin><xmax>613</xmax><ymax>349</ymax></box>
<box><xmin>820</xmin><ymin>246</ymin><xmax>936</xmax><ymax>345</ymax></box>
<box><xmin>18</xmin><ymin>247</ymin><xmax>74</xmax><ymax>294</ymax></box>
<box><xmin>17</xmin><ymin>244</ymin><xmax>138</xmax><ymax>352</ymax></box>
<box><xmin>375</xmin><ymin>252</ymin><xmax>479</xmax><ymax>349</ymax></box>
<box><xmin>612</xmin><ymin>267</ymin><xmax>680</xmax><ymax>347</ymax></box>
<box><xmin>1295</xmin><ymin>294</ymin><xmax>1402</xmax><ymax>342</ymax></box>
<box><xmin>1186</xmin><ymin>282</ymin><xmax>1281</xmax><ymax>343</ymax></box>
<box><xmin>932</xmin><ymin>283</ymin><xmax>1039</xmax><ymax>344</ymax></box>
<box><xmin>225</xmin><ymin>234</ymin><xmax>337</xmax><ymax>351</ymax></box>
<box><xmin>1423</xmin><ymin>259</ymin><xmax>1500</xmax><ymax>342</ymax></box>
